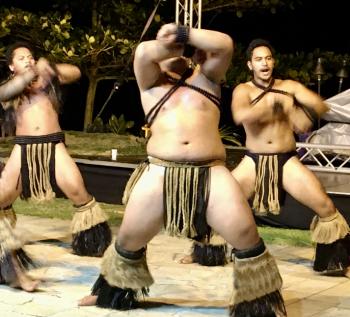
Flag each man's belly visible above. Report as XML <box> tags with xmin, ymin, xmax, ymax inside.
<box><xmin>15</xmin><ymin>111</ymin><xmax>61</xmax><ymax>136</ymax></box>
<box><xmin>147</xmin><ymin>135</ymin><xmax>226</xmax><ymax>162</ymax></box>
<box><xmin>245</xmin><ymin>136</ymin><xmax>296</xmax><ymax>153</ymax></box>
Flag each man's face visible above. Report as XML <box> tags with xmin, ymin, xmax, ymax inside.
<box><xmin>9</xmin><ymin>47</ymin><xmax>35</xmax><ymax>75</ymax></box>
<box><xmin>247</xmin><ymin>46</ymin><xmax>275</xmax><ymax>82</ymax></box>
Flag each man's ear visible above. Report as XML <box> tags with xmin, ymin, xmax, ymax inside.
<box><xmin>247</xmin><ymin>61</ymin><xmax>252</xmax><ymax>71</ymax></box>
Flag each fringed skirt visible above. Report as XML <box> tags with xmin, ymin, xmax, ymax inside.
<box><xmin>246</xmin><ymin>151</ymin><xmax>297</xmax><ymax>215</ymax></box>
<box><xmin>15</xmin><ymin>132</ymin><xmax>65</xmax><ymax>202</ymax></box>
<box><xmin>123</xmin><ymin>156</ymin><xmax>224</xmax><ymax>239</ymax></box>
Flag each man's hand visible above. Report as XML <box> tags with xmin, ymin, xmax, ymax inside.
<box><xmin>156</xmin><ymin>23</ymin><xmax>180</xmax><ymax>48</ymax></box>
<box><xmin>35</xmin><ymin>58</ymin><xmax>56</xmax><ymax>83</ymax></box>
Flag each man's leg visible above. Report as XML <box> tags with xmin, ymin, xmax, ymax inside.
<box><xmin>207</xmin><ymin>166</ymin><xmax>286</xmax><ymax>317</ymax></box>
<box><xmin>0</xmin><ymin>150</ymin><xmax>39</xmax><ymax>291</ymax></box>
<box><xmin>179</xmin><ymin>158</ymin><xmax>257</xmax><ymax>267</ymax></box>
<box><xmin>79</xmin><ymin>164</ymin><xmax>165</xmax><ymax>308</ymax></box>
<box><xmin>0</xmin><ymin>206</ymin><xmax>39</xmax><ymax>292</ymax></box>
<box><xmin>54</xmin><ymin>143</ymin><xmax>111</xmax><ymax>257</ymax></box>
<box><xmin>283</xmin><ymin>157</ymin><xmax>350</xmax><ymax>276</ymax></box>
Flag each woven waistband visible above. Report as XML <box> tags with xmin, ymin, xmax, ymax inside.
<box><xmin>148</xmin><ymin>156</ymin><xmax>224</xmax><ymax>168</ymax></box>
<box><xmin>14</xmin><ymin>132</ymin><xmax>65</xmax><ymax>145</ymax></box>
<box><xmin>246</xmin><ymin>150</ymin><xmax>297</xmax><ymax>157</ymax></box>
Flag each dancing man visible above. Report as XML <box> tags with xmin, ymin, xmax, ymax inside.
<box><xmin>0</xmin><ymin>42</ymin><xmax>112</xmax><ymax>290</ymax></box>
<box><xmin>79</xmin><ymin>25</ymin><xmax>286</xmax><ymax>317</ymax></box>
<box><xmin>231</xmin><ymin>38</ymin><xmax>350</xmax><ymax>276</ymax></box>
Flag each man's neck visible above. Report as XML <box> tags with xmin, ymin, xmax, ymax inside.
<box><xmin>252</xmin><ymin>77</ymin><xmax>273</xmax><ymax>88</ymax></box>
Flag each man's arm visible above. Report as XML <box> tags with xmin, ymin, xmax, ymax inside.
<box><xmin>0</xmin><ymin>58</ymin><xmax>80</xmax><ymax>109</ymax></box>
<box><xmin>187</xmin><ymin>28</ymin><xmax>233</xmax><ymax>84</ymax></box>
<box><xmin>0</xmin><ymin>70</ymin><xmax>36</xmax><ymax>105</ymax></box>
<box><xmin>286</xmin><ymin>105</ymin><xmax>314</xmax><ymax>133</ymax></box>
<box><xmin>134</xmin><ymin>24</ymin><xmax>185</xmax><ymax>92</ymax></box>
<box><xmin>290</xmin><ymin>80</ymin><xmax>329</xmax><ymax>117</ymax></box>
<box><xmin>55</xmin><ymin>63</ymin><xmax>81</xmax><ymax>84</ymax></box>
<box><xmin>231</xmin><ymin>84</ymin><xmax>275</xmax><ymax>125</ymax></box>
<box><xmin>280</xmin><ymin>80</ymin><xmax>328</xmax><ymax>132</ymax></box>
<box><xmin>35</xmin><ymin>58</ymin><xmax>80</xmax><ymax>85</ymax></box>
<box><xmin>133</xmin><ymin>40</ymin><xmax>182</xmax><ymax>92</ymax></box>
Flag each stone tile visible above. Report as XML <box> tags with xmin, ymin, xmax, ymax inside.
<box><xmin>0</xmin><ymin>214</ymin><xmax>349</xmax><ymax>317</ymax></box>
<box><xmin>15</xmin><ymin>301</ymin><xmax>63</xmax><ymax>317</ymax></box>
<box><xmin>310</xmin><ymin>307</ymin><xmax>350</xmax><ymax>317</ymax></box>
<box><xmin>0</xmin><ymin>286</ymin><xmax>35</xmax><ymax>305</ymax></box>
<box><xmin>286</xmin><ymin>298</ymin><xmax>337</xmax><ymax>317</ymax></box>
<box><xmin>309</xmin><ymin>280</ymin><xmax>350</xmax><ymax>308</ymax></box>
<box><xmin>52</xmin><ymin>307</ymin><xmax>111</xmax><ymax>317</ymax></box>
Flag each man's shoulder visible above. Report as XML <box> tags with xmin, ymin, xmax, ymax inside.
<box><xmin>0</xmin><ymin>77</ymin><xmax>11</xmax><ymax>86</ymax></box>
<box><xmin>275</xmin><ymin>78</ymin><xmax>304</xmax><ymax>95</ymax></box>
<box><xmin>275</xmin><ymin>78</ymin><xmax>299</xmax><ymax>88</ymax></box>
<box><xmin>233</xmin><ymin>81</ymin><xmax>253</xmax><ymax>93</ymax></box>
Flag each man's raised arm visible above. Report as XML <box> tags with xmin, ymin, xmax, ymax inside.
<box><xmin>0</xmin><ymin>70</ymin><xmax>36</xmax><ymax>106</ymax></box>
<box><xmin>134</xmin><ymin>24</ymin><xmax>184</xmax><ymax>92</ymax></box>
<box><xmin>187</xmin><ymin>27</ymin><xmax>233</xmax><ymax>84</ymax></box>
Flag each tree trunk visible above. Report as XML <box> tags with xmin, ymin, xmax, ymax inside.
<box><xmin>83</xmin><ymin>75</ymin><xmax>98</xmax><ymax>130</ymax></box>
<box><xmin>83</xmin><ymin>0</ymin><xmax>99</xmax><ymax>131</ymax></box>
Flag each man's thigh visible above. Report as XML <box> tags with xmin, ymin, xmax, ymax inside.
<box><xmin>231</xmin><ymin>156</ymin><xmax>256</xmax><ymax>199</ymax></box>
<box><xmin>118</xmin><ymin>164</ymin><xmax>165</xmax><ymax>250</ymax></box>
<box><xmin>207</xmin><ymin>165</ymin><xmax>259</xmax><ymax>249</ymax></box>
<box><xmin>283</xmin><ymin>157</ymin><xmax>331</xmax><ymax>211</ymax></box>
<box><xmin>0</xmin><ymin>145</ymin><xmax>21</xmax><ymax>204</ymax></box>
<box><xmin>54</xmin><ymin>143</ymin><xmax>89</xmax><ymax>202</ymax></box>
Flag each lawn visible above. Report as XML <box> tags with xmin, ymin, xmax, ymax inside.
<box><xmin>13</xmin><ymin>197</ymin><xmax>312</xmax><ymax>248</ymax></box>
<box><xmin>0</xmin><ymin>130</ymin><xmax>147</xmax><ymax>159</ymax></box>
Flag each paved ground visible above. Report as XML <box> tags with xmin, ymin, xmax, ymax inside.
<box><xmin>1</xmin><ymin>214</ymin><xmax>350</xmax><ymax>317</ymax></box>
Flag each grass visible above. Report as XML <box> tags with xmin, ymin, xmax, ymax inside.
<box><xmin>13</xmin><ymin>197</ymin><xmax>124</xmax><ymax>227</ymax></box>
<box><xmin>0</xmin><ymin>130</ymin><xmax>147</xmax><ymax>159</ymax></box>
<box><xmin>258</xmin><ymin>226</ymin><xmax>312</xmax><ymax>247</ymax></box>
<box><xmin>13</xmin><ymin>197</ymin><xmax>312</xmax><ymax>248</ymax></box>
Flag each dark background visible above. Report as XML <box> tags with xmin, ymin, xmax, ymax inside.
<box><xmin>1</xmin><ymin>0</ymin><xmax>349</xmax><ymax>133</ymax></box>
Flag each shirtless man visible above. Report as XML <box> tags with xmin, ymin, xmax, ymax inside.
<box><xmin>0</xmin><ymin>42</ymin><xmax>112</xmax><ymax>291</ymax></box>
<box><xmin>78</xmin><ymin>26</ymin><xmax>286</xmax><ymax>317</ymax></box>
<box><xmin>232</xmin><ymin>38</ymin><xmax>350</xmax><ymax>276</ymax></box>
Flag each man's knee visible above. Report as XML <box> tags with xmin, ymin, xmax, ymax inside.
<box><xmin>317</xmin><ymin>195</ymin><xmax>336</xmax><ymax>217</ymax></box>
<box><xmin>117</xmin><ymin>233</ymin><xmax>139</xmax><ymax>251</ymax></box>
<box><xmin>238</xmin><ymin>223</ymin><xmax>259</xmax><ymax>242</ymax></box>
<box><xmin>65</xmin><ymin>183</ymin><xmax>90</xmax><ymax>203</ymax></box>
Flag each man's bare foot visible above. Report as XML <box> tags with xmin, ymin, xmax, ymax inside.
<box><xmin>78</xmin><ymin>295</ymin><xmax>98</xmax><ymax>306</ymax></box>
<box><xmin>10</xmin><ymin>252</ymin><xmax>40</xmax><ymax>292</ymax></box>
<box><xmin>179</xmin><ymin>254</ymin><xmax>195</xmax><ymax>264</ymax></box>
<box><xmin>10</xmin><ymin>274</ymin><xmax>40</xmax><ymax>292</ymax></box>
<box><xmin>344</xmin><ymin>266</ymin><xmax>350</xmax><ymax>278</ymax></box>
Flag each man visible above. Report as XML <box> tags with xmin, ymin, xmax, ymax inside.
<box><xmin>78</xmin><ymin>25</ymin><xmax>286</xmax><ymax>317</ymax></box>
<box><xmin>231</xmin><ymin>38</ymin><xmax>350</xmax><ymax>276</ymax></box>
<box><xmin>0</xmin><ymin>42</ymin><xmax>112</xmax><ymax>290</ymax></box>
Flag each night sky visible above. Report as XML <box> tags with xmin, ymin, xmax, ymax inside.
<box><xmin>208</xmin><ymin>1</ymin><xmax>350</xmax><ymax>54</ymax></box>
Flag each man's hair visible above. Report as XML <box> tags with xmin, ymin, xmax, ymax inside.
<box><xmin>5</xmin><ymin>41</ymin><xmax>35</xmax><ymax>65</ymax></box>
<box><xmin>246</xmin><ymin>38</ymin><xmax>274</xmax><ymax>61</ymax></box>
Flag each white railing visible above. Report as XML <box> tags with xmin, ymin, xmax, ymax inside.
<box><xmin>296</xmin><ymin>142</ymin><xmax>350</xmax><ymax>174</ymax></box>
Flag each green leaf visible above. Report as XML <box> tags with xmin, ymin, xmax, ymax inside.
<box><xmin>236</xmin><ymin>10</ymin><xmax>243</xmax><ymax>18</ymax></box>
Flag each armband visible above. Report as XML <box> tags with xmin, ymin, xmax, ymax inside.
<box><xmin>175</xmin><ymin>25</ymin><xmax>190</xmax><ymax>44</ymax></box>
